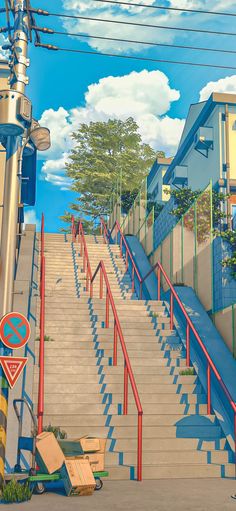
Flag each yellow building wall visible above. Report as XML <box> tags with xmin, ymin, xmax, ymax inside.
<box><xmin>228</xmin><ymin>113</ymin><xmax>236</xmax><ymax>179</ymax></box>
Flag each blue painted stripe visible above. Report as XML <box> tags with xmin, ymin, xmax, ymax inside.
<box><xmin>109</xmin><ymin>439</ymin><xmax>116</xmax><ymax>452</ymax></box>
<box><xmin>99</xmin><ymin>374</ymin><xmax>105</xmax><ymax>384</ymax></box>
<box><xmin>108</xmin><ymin>426</ymin><xmax>114</xmax><ymax>438</ymax></box>
<box><xmin>119</xmin><ymin>452</ymin><xmax>124</xmax><ymax>465</ymax></box>
<box><xmin>130</xmin><ymin>466</ymin><xmax>135</xmax><ymax>481</ymax></box>
<box><xmin>103</xmin><ymin>403</ymin><xmax>110</xmax><ymax>415</ymax></box>
<box><xmin>105</xmin><ymin>415</ymin><xmax>112</xmax><ymax>427</ymax></box>
<box><xmin>101</xmin><ymin>383</ymin><xmax>106</xmax><ymax>394</ymax></box>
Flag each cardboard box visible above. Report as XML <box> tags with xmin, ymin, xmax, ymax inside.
<box><xmin>76</xmin><ymin>437</ymin><xmax>107</xmax><ymax>454</ymax></box>
<box><xmin>79</xmin><ymin>436</ymin><xmax>100</xmax><ymax>453</ymax></box>
<box><xmin>61</xmin><ymin>459</ymin><xmax>96</xmax><ymax>496</ymax></box>
<box><xmin>84</xmin><ymin>453</ymin><xmax>105</xmax><ymax>473</ymax></box>
<box><xmin>36</xmin><ymin>432</ymin><xmax>65</xmax><ymax>474</ymax></box>
<box><xmin>66</xmin><ymin>454</ymin><xmax>105</xmax><ymax>473</ymax></box>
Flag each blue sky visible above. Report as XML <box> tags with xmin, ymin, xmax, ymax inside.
<box><xmin>2</xmin><ymin>0</ymin><xmax>236</xmax><ymax>232</ymax></box>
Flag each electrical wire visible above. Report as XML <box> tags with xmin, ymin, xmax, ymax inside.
<box><xmin>53</xmin><ymin>29</ymin><xmax>236</xmax><ymax>56</ymax></box>
<box><xmin>46</xmin><ymin>12</ymin><xmax>236</xmax><ymax>38</ymax></box>
<box><xmin>53</xmin><ymin>45</ymin><xmax>236</xmax><ymax>70</ymax></box>
<box><xmin>90</xmin><ymin>0</ymin><xmax>236</xmax><ymax>18</ymax></box>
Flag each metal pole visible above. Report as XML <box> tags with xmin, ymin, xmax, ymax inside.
<box><xmin>113</xmin><ymin>322</ymin><xmax>118</xmax><ymax>366</ymax></box>
<box><xmin>0</xmin><ymin>0</ymin><xmax>30</xmax><ymax>485</ymax></box>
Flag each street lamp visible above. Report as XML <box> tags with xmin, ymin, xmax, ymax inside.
<box><xmin>30</xmin><ymin>127</ymin><xmax>51</xmax><ymax>152</ymax></box>
<box><xmin>18</xmin><ymin>124</ymin><xmax>51</xmax><ymax>177</ymax></box>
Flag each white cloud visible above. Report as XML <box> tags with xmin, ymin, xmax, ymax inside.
<box><xmin>0</xmin><ymin>35</ymin><xmax>10</xmax><ymax>60</ymax></box>
<box><xmin>41</xmin><ymin>153</ymin><xmax>73</xmax><ymax>189</ymax></box>
<box><xmin>199</xmin><ymin>75</ymin><xmax>236</xmax><ymax>102</ymax></box>
<box><xmin>61</xmin><ymin>0</ymin><xmax>236</xmax><ymax>54</ymax></box>
<box><xmin>24</xmin><ymin>209</ymin><xmax>40</xmax><ymax>230</ymax></box>
<box><xmin>39</xmin><ymin>69</ymin><xmax>184</xmax><ymax>187</ymax></box>
<box><xmin>85</xmin><ymin>70</ymin><xmax>180</xmax><ymax>117</ymax></box>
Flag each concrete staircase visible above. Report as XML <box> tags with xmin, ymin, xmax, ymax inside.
<box><xmin>34</xmin><ymin>233</ymin><xmax>235</xmax><ymax>480</ymax></box>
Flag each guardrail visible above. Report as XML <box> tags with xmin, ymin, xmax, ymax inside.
<box><xmin>102</xmin><ymin>219</ymin><xmax>143</xmax><ymax>298</ymax></box>
<box><xmin>74</xmin><ymin>220</ymin><xmax>93</xmax><ymax>296</ymax></box>
<box><xmin>100</xmin><ymin>216</ymin><xmax>109</xmax><ymax>244</ymax></box>
<box><xmin>73</xmin><ymin>218</ymin><xmax>143</xmax><ymax>481</ymax></box>
<box><xmin>91</xmin><ymin>260</ymin><xmax>143</xmax><ymax>481</ymax></box>
<box><xmin>103</xmin><ymin>217</ymin><xmax>236</xmax><ymax>456</ymax></box>
<box><xmin>37</xmin><ymin>213</ymin><xmax>45</xmax><ymax>434</ymax></box>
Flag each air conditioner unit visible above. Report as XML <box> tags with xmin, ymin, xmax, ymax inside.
<box><xmin>194</xmin><ymin>127</ymin><xmax>213</xmax><ymax>157</ymax></box>
<box><xmin>171</xmin><ymin>166</ymin><xmax>188</xmax><ymax>186</ymax></box>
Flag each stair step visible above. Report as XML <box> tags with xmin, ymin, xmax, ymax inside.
<box><xmin>113</xmin><ymin>437</ymin><xmax>227</xmax><ymax>452</ymax></box>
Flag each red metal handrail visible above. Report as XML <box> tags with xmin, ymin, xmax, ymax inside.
<box><xmin>74</xmin><ymin>221</ymin><xmax>93</xmax><ymax>296</ymax></box>
<box><xmin>100</xmin><ymin>217</ymin><xmax>109</xmax><ymax>244</ymax></box>
<box><xmin>38</xmin><ymin>213</ymin><xmax>45</xmax><ymax>434</ymax></box>
<box><xmin>91</xmin><ymin>260</ymin><xmax>143</xmax><ymax>481</ymax></box>
<box><xmin>102</xmin><ymin>219</ymin><xmax>143</xmax><ymax>297</ymax></box>
<box><xmin>141</xmin><ymin>261</ymin><xmax>236</xmax><ymax>417</ymax></box>
<box><xmin>104</xmin><ymin>217</ymin><xmax>236</xmax><ymax>457</ymax></box>
<box><xmin>73</xmin><ymin>218</ymin><xmax>143</xmax><ymax>480</ymax></box>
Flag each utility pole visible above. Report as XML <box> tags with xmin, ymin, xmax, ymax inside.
<box><xmin>0</xmin><ymin>0</ymin><xmax>31</xmax><ymax>484</ymax></box>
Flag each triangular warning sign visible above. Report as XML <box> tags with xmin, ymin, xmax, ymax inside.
<box><xmin>0</xmin><ymin>357</ymin><xmax>28</xmax><ymax>388</ymax></box>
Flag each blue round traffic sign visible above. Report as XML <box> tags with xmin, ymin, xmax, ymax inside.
<box><xmin>0</xmin><ymin>312</ymin><xmax>31</xmax><ymax>350</ymax></box>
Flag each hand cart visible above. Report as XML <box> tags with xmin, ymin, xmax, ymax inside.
<box><xmin>12</xmin><ymin>398</ymin><xmax>108</xmax><ymax>494</ymax></box>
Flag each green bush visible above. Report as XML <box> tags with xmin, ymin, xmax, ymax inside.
<box><xmin>35</xmin><ymin>335</ymin><xmax>54</xmax><ymax>342</ymax></box>
<box><xmin>1</xmin><ymin>479</ymin><xmax>32</xmax><ymax>503</ymax></box>
<box><xmin>43</xmin><ymin>424</ymin><xmax>67</xmax><ymax>439</ymax></box>
<box><xmin>179</xmin><ymin>368</ymin><xmax>195</xmax><ymax>376</ymax></box>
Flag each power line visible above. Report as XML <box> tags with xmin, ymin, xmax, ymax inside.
<box><xmin>90</xmin><ymin>0</ymin><xmax>236</xmax><ymax>18</ymax></box>
<box><xmin>53</xmin><ymin>29</ymin><xmax>236</xmax><ymax>56</ymax></box>
<box><xmin>46</xmin><ymin>12</ymin><xmax>236</xmax><ymax>38</ymax></box>
<box><xmin>37</xmin><ymin>43</ymin><xmax>236</xmax><ymax>70</ymax></box>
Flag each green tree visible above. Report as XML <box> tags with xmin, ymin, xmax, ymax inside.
<box><xmin>61</xmin><ymin>118</ymin><xmax>156</xmax><ymax>230</ymax></box>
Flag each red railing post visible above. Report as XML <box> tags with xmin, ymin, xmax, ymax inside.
<box><xmin>80</xmin><ymin>235</ymin><xmax>83</xmax><ymax>258</ymax></box>
<box><xmin>41</xmin><ymin>213</ymin><xmax>45</xmax><ymax>256</ymax></box>
<box><xmin>207</xmin><ymin>363</ymin><xmax>211</xmax><ymax>414</ymax></box>
<box><xmin>186</xmin><ymin>322</ymin><xmax>190</xmax><ymax>367</ymax></box>
<box><xmin>38</xmin><ymin>254</ymin><xmax>45</xmax><ymax>433</ymax></box>
<box><xmin>113</xmin><ymin>322</ymin><xmax>118</xmax><ymax>366</ymax></box>
<box><xmin>137</xmin><ymin>412</ymin><xmax>143</xmax><ymax>482</ymax></box>
<box><xmin>105</xmin><ymin>290</ymin><xmax>109</xmax><ymax>328</ymax></box>
<box><xmin>90</xmin><ymin>281</ymin><xmax>93</xmax><ymax>299</ymax></box>
<box><xmin>124</xmin><ymin>362</ymin><xmax>128</xmax><ymax>415</ymax></box>
<box><xmin>86</xmin><ymin>262</ymin><xmax>89</xmax><ymax>291</ymax></box>
<box><xmin>100</xmin><ymin>267</ymin><xmax>103</xmax><ymax>299</ymax></box>
<box><xmin>170</xmin><ymin>292</ymin><xmax>174</xmax><ymax>330</ymax></box>
<box><xmin>157</xmin><ymin>267</ymin><xmax>161</xmax><ymax>301</ymax></box>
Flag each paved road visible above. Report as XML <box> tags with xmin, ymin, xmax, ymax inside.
<box><xmin>2</xmin><ymin>479</ymin><xmax>236</xmax><ymax>511</ymax></box>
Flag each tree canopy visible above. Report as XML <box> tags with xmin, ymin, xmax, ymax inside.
<box><xmin>61</xmin><ymin>117</ymin><xmax>156</xmax><ymax>230</ymax></box>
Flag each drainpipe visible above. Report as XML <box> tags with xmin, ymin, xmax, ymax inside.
<box><xmin>225</xmin><ymin>104</ymin><xmax>231</xmax><ymax>229</ymax></box>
